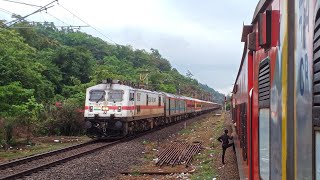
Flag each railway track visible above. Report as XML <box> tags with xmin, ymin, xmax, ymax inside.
<box><xmin>0</xmin><ymin>140</ymin><xmax>120</xmax><ymax>180</ymax></box>
<box><xmin>0</xmin><ymin>111</ymin><xmax>215</xmax><ymax>180</ymax></box>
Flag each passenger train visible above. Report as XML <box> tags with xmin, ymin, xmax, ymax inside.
<box><xmin>84</xmin><ymin>79</ymin><xmax>220</xmax><ymax>139</ymax></box>
<box><xmin>232</xmin><ymin>0</ymin><xmax>320</xmax><ymax>179</ymax></box>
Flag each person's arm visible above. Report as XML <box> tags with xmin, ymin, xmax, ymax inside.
<box><xmin>217</xmin><ymin>136</ymin><xmax>222</xmax><ymax>142</ymax></box>
<box><xmin>229</xmin><ymin>135</ymin><xmax>233</xmax><ymax>140</ymax></box>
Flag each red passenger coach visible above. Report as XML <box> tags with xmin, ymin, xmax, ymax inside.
<box><xmin>232</xmin><ymin>27</ymin><xmax>254</xmax><ymax>179</ymax></box>
<box><xmin>232</xmin><ymin>0</ymin><xmax>320</xmax><ymax>179</ymax></box>
<box><xmin>233</xmin><ymin>1</ymin><xmax>280</xmax><ymax>179</ymax></box>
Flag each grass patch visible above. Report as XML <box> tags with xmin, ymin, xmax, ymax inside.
<box><xmin>178</xmin><ymin>128</ymin><xmax>192</xmax><ymax>135</ymax></box>
<box><xmin>0</xmin><ymin>142</ymin><xmax>76</xmax><ymax>161</ymax></box>
<box><xmin>189</xmin><ymin>112</ymin><xmax>226</xmax><ymax>180</ymax></box>
<box><xmin>142</xmin><ymin>140</ymin><xmax>150</xmax><ymax>145</ymax></box>
<box><xmin>0</xmin><ymin>136</ymin><xmax>90</xmax><ymax>162</ymax></box>
<box><xmin>191</xmin><ymin>158</ymin><xmax>214</xmax><ymax>180</ymax></box>
<box><xmin>131</xmin><ymin>171</ymin><xmax>142</xmax><ymax>176</ymax></box>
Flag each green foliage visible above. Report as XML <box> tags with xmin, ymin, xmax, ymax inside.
<box><xmin>0</xmin><ymin>21</ymin><xmax>223</xmax><ymax>144</ymax></box>
<box><xmin>39</xmin><ymin>102</ymin><xmax>84</xmax><ymax>136</ymax></box>
<box><xmin>52</xmin><ymin>46</ymin><xmax>94</xmax><ymax>85</ymax></box>
<box><xmin>0</xmin><ymin>82</ymin><xmax>34</xmax><ymax>117</ymax></box>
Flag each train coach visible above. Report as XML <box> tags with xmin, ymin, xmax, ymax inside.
<box><xmin>84</xmin><ymin>79</ymin><xmax>220</xmax><ymax>139</ymax></box>
<box><xmin>232</xmin><ymin>0</ymin><xmax>320</xmax><ymax>179</ymax></box>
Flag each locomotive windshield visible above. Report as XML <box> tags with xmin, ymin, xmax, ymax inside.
<box><xmin>89</xmin><ymin>90</ymin><xmax>106</xmax><ymax>102</ymax></box>
<box><xmin>108</xmin><ymin>90</ymin><xmax>123</xmax><ymax>102</ymax></box>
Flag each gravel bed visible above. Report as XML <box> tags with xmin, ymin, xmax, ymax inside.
<box><xmin>213</xmin><ymin>112</ymin><xmax>239</xmax><ymax>180</ymax></box>
<box><xmin>23</xmin><ymin>114</ymin><xmax>212</xmax><ymax>180</ymax></box>
<box><xmin>0</xmin><ymin>142</ymin><xmax>108</xmax><ymax>178</ymax></box>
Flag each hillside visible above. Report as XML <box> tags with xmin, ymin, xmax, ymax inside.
<box><xmin>0</xmin><ymin>21</ymin><xmax>224</xmax><ymax>144</ymax></box>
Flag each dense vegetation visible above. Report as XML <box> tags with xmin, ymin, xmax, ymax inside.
<box><xmin>0</xmin><ymin>21</ymin><xmax>224</xmax><ymax>147</ymax></box>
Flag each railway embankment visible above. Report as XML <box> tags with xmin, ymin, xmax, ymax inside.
<box><xmin>4</xmin><ymin>111</ymin><xmax>239</xmax><ymax>179</ymax></box>
<box><xmin>119</xmin><ymin>111</ymin><xmax>239</xmax><ymax>180</ymax></box>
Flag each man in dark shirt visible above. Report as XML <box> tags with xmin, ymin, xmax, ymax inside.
<box><xmin>217</xmin><ymin>129</ymin><xmax>235</xmax><ymax>164</ymax></box>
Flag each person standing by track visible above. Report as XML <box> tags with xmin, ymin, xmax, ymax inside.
<box><xmin>217</xmin><ymin>129</ymin><xmax>235</xmax><ymax>165</ymax></box>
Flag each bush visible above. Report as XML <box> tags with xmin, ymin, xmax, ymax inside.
<box><xmin>38</xmin><ymin>99</ymin><xmax>85</xmax><ymax>136</ymax></box>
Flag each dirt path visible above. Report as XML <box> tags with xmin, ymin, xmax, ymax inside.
<box><xmin>119</xmin><ymin>111</ymin><xmax>239</xmax><ymax>180</ymax></box>
<box><xmin>214</xmin><ymin>112</ymin><xmax>239</xmax><ymax>180</ymax></box>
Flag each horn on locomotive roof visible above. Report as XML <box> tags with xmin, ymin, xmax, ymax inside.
<box><xmin>102</xmin><ymin>78</ymin><xmax>113</xmax><ymax>84</ymax></box>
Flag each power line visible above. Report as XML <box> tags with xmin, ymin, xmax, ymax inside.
<box><xmin>58</xmin><ymin>3</ymin><xmax>118</xmax><ymax>45</ymax></box>
<box><xmin>9</xmin><ymin>25</ymin><xmax>89</xmax><ymax>29</ymax></box>
<box><xmin>0</xmin><ymin>7</ymin><xmax>13</xmax><ymax>15</ymax></box>
<box><xmin>4</xmin><ymin>0</ymin><xmax>57</xmax><ymax>27</ymax></box>
<box><xmin>45</xmin><ymin>11</ymin><xmax>89</xmax><ymax>30</ymax></box>
<box><xmin>0</xmin><ymin>0</ymin><xmax>42</xmax><ymax>8</ymax></box>
<box><xmin>45</xmin><ymin>11</ymin><xmax>68</xmax><ymax>25</ymax></box>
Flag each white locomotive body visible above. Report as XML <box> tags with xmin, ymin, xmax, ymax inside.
<box><xmin>84</xmin><ymin>80</ymin><xmax>220</xmax><ymax>139</ymax></box>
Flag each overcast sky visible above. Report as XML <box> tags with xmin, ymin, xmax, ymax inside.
<box><xmin>0</xmin><ymin>0</ymin><xmax>257</xmax><ymax>95</ymax></box>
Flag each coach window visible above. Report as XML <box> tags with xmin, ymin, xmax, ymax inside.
<box><xmin>258</xmin><ymin>58</ymin><xmax>270</xmax><ymax>179</ymax></box>
<box><xmin>158</xmin><ymin>96</ymin><xmax>161</xmax><ymax>106</ymax></box>
<box><xmin>146</xmin><ymin>95</ymin><xmax>148</xmax><ymax>106</ymax></box>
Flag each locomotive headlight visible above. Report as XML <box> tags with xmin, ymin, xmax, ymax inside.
<box><xmin>102</xmin><ymin>106</ymin><xmax>109</xmax><ymax>111</ymax></box>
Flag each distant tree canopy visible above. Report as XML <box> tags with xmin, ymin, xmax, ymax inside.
<box><xmin>0</xmin><ymin>21</ymin><xmax>225</xmax><ymax>141</ymax></box>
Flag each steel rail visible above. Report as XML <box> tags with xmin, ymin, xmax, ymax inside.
<box><xmin>0</xmin><ymin>139</ymin><xmax>97</xmax><ymax>170</ymax></box>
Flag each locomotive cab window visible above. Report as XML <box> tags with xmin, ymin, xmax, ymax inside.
<box><xmin>258</xmin><ymin>58</ymin><xmax>270</xmax><ymax>179</ymax></box>
<box><xmin>108</xmin><ymin>90</ymin><xmax>123</xmax><ymax>102</ymax></box>
<box><xmin>89</xmin><ymin>90</ymin><xmax>106</xmax><ymax>102</ymax></box>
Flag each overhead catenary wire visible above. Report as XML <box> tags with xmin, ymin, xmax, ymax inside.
<box><xmin>57</xmin><ymin>2</ymin><xmax>118</xmax><ymax>45</ymax></box>
<box><xmin>45</xmin><ymin>11</ymin><xmax>68</xmax><ymax>26</ymax></box>
<box><xmin>4</xmin><ymin>0</ymin><xmax>57</xmax><ymax>27</ymax></box>
<box><xmin>0</xmin><ymin>7</ymin><xmax>13</xmax><ymax>15</ymax></box>
<box><xmin>9</xmin><ymin>25</ymin><xmax>89</xmax><ymax>29</ymax></box>
<box><xmin>0</xmin><ymin>0</ymin><xmax>118</xmax><ymax>44</ymax></box>
<box><xmin>44</xmin><ymin>11</ymin><xmax>89</xmax><ymax>30</ymax></box>
<box><xmin>0</xmin><ymin>0</ymin><xmax>42</xmax><ymax>8</ymax></box>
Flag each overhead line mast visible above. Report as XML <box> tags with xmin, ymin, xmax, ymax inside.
<box><xmin>4</xmin><ymin>0</ymin><xmax>57</xmax><ymax>27</ymax></box>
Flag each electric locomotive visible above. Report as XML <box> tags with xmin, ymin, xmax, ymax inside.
<box><xmin>84</xmin><ymin>79</ymin><xmax>220</xmax><ymax>139</ymax></box>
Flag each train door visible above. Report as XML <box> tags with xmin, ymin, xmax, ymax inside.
<box><xmin>136</xmin><ymin>92</ymin><xmax>141</xmax><ymax>115</ymax></box>
<box><xmin>168</xmin><ymin>98</ymin><xmax>171</xmax><ymax>116</ymax></box>
<box><xmin>249</xmin><ymin>88</ymin><xmax>253</xmax><ymax>180</ymax></box>
<box><xmin>258</xmin><ymin>58</ymin><xmax>270</xmax><ymax>179</ymax></box>
<box><xmin>129</xmin><ymin>90</ymin><xmax>135</xmax><ymax>116</ymax></box>
<box><xmin>242</xmin><ymin>103</ymin><xmax>247</xmax><ymax>161</ymax></box>
<box><xmin>314</xmin><ymin>10</ymin><xmax>320</xmax><ymax>179</ymax></box>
